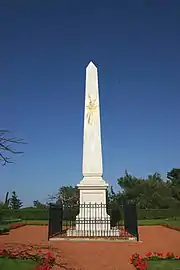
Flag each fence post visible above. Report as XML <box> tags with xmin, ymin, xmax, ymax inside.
<box><xmin>123</xmin><ymin>201</ymin><xmax>139</xmax><ymax>241</ymax></box>
<box><xmin>48</xmin><ymin>203</ymin><xmax>52</xmax><ymax>240</ymax></box>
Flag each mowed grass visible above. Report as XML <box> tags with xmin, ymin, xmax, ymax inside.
<box><xmin>0</xmin><ymin>258</ymin><xmax>37</xmax><ymax>270</ymax></box>
<box><xmin>138</xmin><ymin>218</ymin><xmax>180</xmax><ymax>226</ymax></box>
<box><xmin>148</xmin><ymin>260</ymin><xmax>180</xmax><ymax>270</ymax></box>
<box><xmin>1</xmin><ymin>217</ymin><xmax>180</xmax><ymax>229</ymax></box>
<box><xmin>21</xmin><ymin>218</ymin><xmax>180</xmax><ymax>227</ymax></box>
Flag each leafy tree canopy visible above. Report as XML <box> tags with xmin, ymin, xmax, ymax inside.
<box><xmin>33</xmin><ymin>200</ymin><xmax>48</xmax><ymax>208</ymax></box>
<box><xmin>117</xmin><ymin>170</ymin><xmax>180</xmax><ymax>209</ymax></box>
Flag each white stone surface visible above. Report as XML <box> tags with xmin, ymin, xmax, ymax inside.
<box><xmin>67</xmin><ymin>229</ymin><xmax>121</xmax><ymax>237</ymax></box>
<box><xmin>74</xmin><ymin>62</ymin><xmax>120</xmax><ymax>237</ymax></box>
<box><xmin>82</xmin><ymin>61</ymin><xmax>103</xmax><ymax>177</ymax></box>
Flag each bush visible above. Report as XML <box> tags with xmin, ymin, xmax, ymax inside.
<box><xmin>0</xmin><ymin>207</ymin><xmax>49</xmax><ymax>221</ymax></box>
<box><xmin>163</xmin><ymin>224</ymin><xmax>180</xmax><ymax>231</ymax></box>
<box><xmin>9</xmin><ymin>223</ymin><xmax>26</xmax><ymax>229</ymax></box>
<box><xmin>0</xmin><ymin>207</ymin><xmax>180</xmax><ymax>222</ymax></box>
<box><xmin>2</xmin><ymin>218</ymin><xmax>22</xmax><ymax>225</ymax></box>
<box><xmin>0</xmin><ymin>227</ymin><xmax>10</xmax><ymax>234</ymax></box>
<box><xmin>137</xmin><ymin>208</ymin><xmax>180</xmax><ymax>219</ymax></box>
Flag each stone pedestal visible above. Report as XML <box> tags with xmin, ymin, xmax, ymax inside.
<box><xmin>66</xmin><ymin>177</ymin><xmax>121</xmax><ymax>237</ymax></box>
<box><xmin>66</xmin><ymin>62</ymin><xmax>120</xmax><ymax>237</ymax></box>
<box><xmin>76</xmin><ymin>179</ymin><xmax>110</xmax><ymax>232</ymax></box>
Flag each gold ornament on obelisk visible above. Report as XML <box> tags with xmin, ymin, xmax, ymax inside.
<box><xmin>86</xmin><ymin>95</ymin><xmax>97</xmax><ymax>125</ymax></box>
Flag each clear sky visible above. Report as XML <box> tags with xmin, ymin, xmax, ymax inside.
<box><xmin>1</xmin><ymin>1</ymin><xmax>180</xmax><ymax>206</ymax></box>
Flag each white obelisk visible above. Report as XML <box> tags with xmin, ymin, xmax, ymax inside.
<box><xmin>75</xmin><ymin>61</ymin><xmax>110</xmax><ymax>235</ymax></box>
<box><xmin>78</xmin><ymin>61</ymin><xmax>108</xmax><ymax>195</ymax></box>
<box><xmin>82</xmin><ymin>61</ymin><xmax>103</xmax><ymax>180</ymax></box>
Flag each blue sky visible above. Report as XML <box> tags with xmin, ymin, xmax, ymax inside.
<box><xmin>1</xmin><ymin>1</ymin><xmax>180</xmax><ymax>206</ymax></box>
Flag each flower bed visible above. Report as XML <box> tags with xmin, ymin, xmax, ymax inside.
<box><xmin>120</xmin><ymin>229</ymin><xmax>135</xmax><ymax>238</ymax></box>
<box><xmin>0</xmin><ymin>221</ymin><xmax>48</xmax><ymax>235</ymax></box>
<box><xmin>24</xmin><ymin>221</ymin><xmax>48</xmax><ymax>226</ymax></box>
<box><xmin>9</xmin><ymin>223</ymin><xmax>26</xmax><ymax>230</ymax></box>
<box><xmin>130</xmin><ymin>252</ymin><xmax>180</xmax><ymax>270</ymax></box>
<box><xmin>0</xmin><ymin>223</ymin><xmax>26</xmax><ymax>235</ymax></box>
<box><xmin>0</xmin><ymin>227</ymin><xmax>10</xmax><ymax>235</ymax></box>
<box><xmin>0</xmin><ymin>247</ymin><xmax>55</xmax><ymax>270</ymax></box>
<box><xmin>163</xmin><ymin>224</ymin><xmax>180</xmax><ymax>232</ymax></box>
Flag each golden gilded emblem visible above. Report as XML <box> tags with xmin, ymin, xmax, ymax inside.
<box><xmin>86</xmin><ymin>95</ymin><xmax>97</xmax><ymax>125</ymax></box>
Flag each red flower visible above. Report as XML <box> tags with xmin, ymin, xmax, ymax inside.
<box><xmin>46</xmin><ymin>251</ymin><xmax>53</xmax><ymax>257</ymax></box>
<box><xmin>0</xmin><ymin>247</ymin><xmax>55</xmax><ymax>269</ymax></box>
<box><xmin>136</xmin><ymin>260</ymin><xmax>148</xmax><ymax>270</ymax></box>
<box><xmin>9</xmin><ymin>223</ymin><xmax>26</xmax><ymax>230</ymax></box>
<box><xmin>130</xmin><ymin>251</ymin><xmax>180</xmax><ymax>270</ymax></box>
<box><xmin>163</xmin><ymin>224</ymin><xmax>180</xmax><ymax>232</ymax></box>
<box><xmin>0</xmin><ymin>248</ymin><xmax>6</xmax><ymax>256</ymax></box>
<box><xmin>145</xmin><ymin>252</ymin><xmax>152</xmax><ymax>257</ymax></box>
<box><xmin>166</xmin><ymin>252</ymin><xmax>174</xmax><ymax>258</ymax></box>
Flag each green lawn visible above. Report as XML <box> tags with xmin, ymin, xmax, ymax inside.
<box><xmin>24</xmin><ymin>220</ymin><xmax>48</xmax><ymax>223</ymax></box>
<box><xmin>20</xmin><ymin>218</ymin><xmax>180</xmax><ymax>226</ymax></box>
<box><xmin>0</xmin><ymin>224</ymin><xmax>9</xmax><ymax>229</ymax></box>
<box><xmin>138</xmin><ymin>218</ymin><xmax>180</xmax><ymax>226</ymax></box>
<box><xmin>0</xmin><ymin>258</ymin><xmax>38</xmax><ymax>270</ymax></box>
<box><xmin>148</xmin><ymin>260</ymin><xmax>180</xmax><ymax>270</ymax></box>
<box><xmin>1</xmin><ymin>218</ymin><xmax>180</xmax><ymax>229</ymax></box>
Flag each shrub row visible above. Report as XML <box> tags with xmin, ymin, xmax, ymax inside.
<box><xmin>0</xmin><ymin>207</ymin><xmax>180</xmax><ymax>221</ymax></box>
<box><xmin>137</xmin><ymin>208</ymin><xmax>180</xmax><ymax>219</ymax></box>
<box><xmin>0</xmin><ymin>208</ymin><xmax>49</xmax><ymax>221</ymax></box>
<box><xmin>163</xmin><ymin>224</ymin><xmax>180</xmax><ymax>232</ymax></box>
<box><xmin>0</xmin><ymin>227</ymin><xmax>10</xmax><ymax>234</ymax></box>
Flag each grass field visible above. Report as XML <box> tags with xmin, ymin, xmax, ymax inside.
<box><xmin>148</xmin><ymin>260</ymin><xmax>180</xmax><ymax>270</ymax></box>
<box><xmin>0</xmin><ymin>258</ymin><xmax>37</xmax><ymax>270</ymax></box>
<box><xmin>23</xmin><ymin>218</ymin><xmax>180</xmax><ymax>226</ymax></box>
<box><xmin>138</xmin><ymin>218</ymin><xmax>180</xmax><ymax>226</ymax></box>
<box><xmin>1</xmin><ymin>218</ymin><xmax>180</xmax><ymax>229</ymax></box>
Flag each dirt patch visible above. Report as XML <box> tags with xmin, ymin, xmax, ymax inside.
<box><xmin>0</xmin><ymin>225</ymin><xmax>179</xmax><ymax>270</ymax></box>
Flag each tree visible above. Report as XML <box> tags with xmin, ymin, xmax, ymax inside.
<box><xmin>4</xmin><ymin>192</ymin><xmax>10</xmax><ymax>207</ymax></box>
<box><xmin>56</xmin><ymin>185</ymin><xmax>79</xmax><ymax>205</ymax></box>
<box><xmin>167</xmin><ymin>168</ymin><xmax>180</xmax><ymax>201</ymax></box>
<box><xmin>167</xmin><ymin>168</ymin><xmax>180</xmax><ymax>185</ymax></box>
<box><xmin>117</xmin><ymin>170</ymin><xmax>180</xmax><ymax>209</ymax></box>
<box><xmin>117</xmin><ymin>170</ymin><xmax>142</xmax><ymax>204</ymax></box>
<box><xmin>9</xmin><ymin>191</ymin><xmax>23</xmax><ymax>209</ymax></box>
<box><xmin>0</xmin><ymin>130</ymin><xmax>24</xmax><ymax>166</ymax></box>
<box><xmin>33</xmin><ymin>200</ymin><xmax>48</xmax><ymax>208</ymax></box>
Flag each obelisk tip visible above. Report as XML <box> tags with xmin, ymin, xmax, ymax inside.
<box><xmin>87</xmin><ymin>61</ymin><xmax>97</xmax><ymax>69</ymax></box>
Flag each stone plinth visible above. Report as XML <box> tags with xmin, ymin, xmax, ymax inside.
<box><xmin>71</xmin><ymin>62</ymin><xmax>120</xmax><ymax>238</ymax></box>
<box><xmin>73</xmin><ymin>181</ymin><xmax>114</xmax><ymax>237</ymax></box>
<box><xmin>67</xmin><ymin>228</ymin><xmax>121</xmax><ymax>237</ymax></box>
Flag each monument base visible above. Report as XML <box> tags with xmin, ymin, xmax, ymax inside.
<box><xmin>70</xmin><ymin>176</ymin><xmax>119</xmax><ymax>237</ymax></box>
<box><xmin>77</xmin><ymin>176</ymin><xmax>109</xmax><ymax>205</ymax></box>
<box><xmin>67</xmin><ymin>228</ymin><xmax>121</xmax><ymax>237</ymax></box>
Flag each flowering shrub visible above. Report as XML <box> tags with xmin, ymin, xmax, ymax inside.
<box><xmin>0</xmin><ymin>221</ymin><xmax>47</xmax><ymax>235</ymax></box>
<box><xmin>163</xmin><ymin>224</ymin><xmax>180</xmax><ymax>232</ymax></box>
<box><xmin>0</xmin><ymin>223</ymin><xmax>26</xmax><ymax>235</ymax></box>
<box><xmin>120</xmin><ymin>229</ymin><xmax>134</xmax><ymax>238</ymax></box>
<box><xmin>25</xmin><ymin>221</ymin><xmax>48</xmax><ymax>226</ymax></box>
<box><xmin>0</xmin><ymin>227</ymin><xmax>10</xmax><ymax>234</ymax></box>
<box><xmin>0</xmin><ymin>247</ymin><xmax>55</xmax><ymax>269</ymax></box>
<box><xmin>9</xmin><ymin>222</ymin><xmax>26</xmax><ymax>229</ymax></box>
<box><xmin>130</xmin><ymin>252</ymin><xmax>180</xmax><ymax>270</ymax></box>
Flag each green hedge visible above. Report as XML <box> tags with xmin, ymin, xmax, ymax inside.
<box><xmin>137</xmin><ymin>208</ymin><xmax>180</xmax><ymax>220</ymax></box>
<box><xmin>0</xmin><ymin>207</ymin><xmax>180</xmax><ymax>222</ymax></box>
<box><xmin>0</xmin><ymin>208</ymin><xmax>49</xmax><ymax>221</ymax></box>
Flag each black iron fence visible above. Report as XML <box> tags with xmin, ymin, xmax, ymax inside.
<box><xmin>48</xmin><ymin>202</ymin><xmax>139</xmax><ymax>240</ymax></box>
<box><xmin>48</xmin><ymin>203</ymin><xmax>63</xmax><ymax>240</ymax></box>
